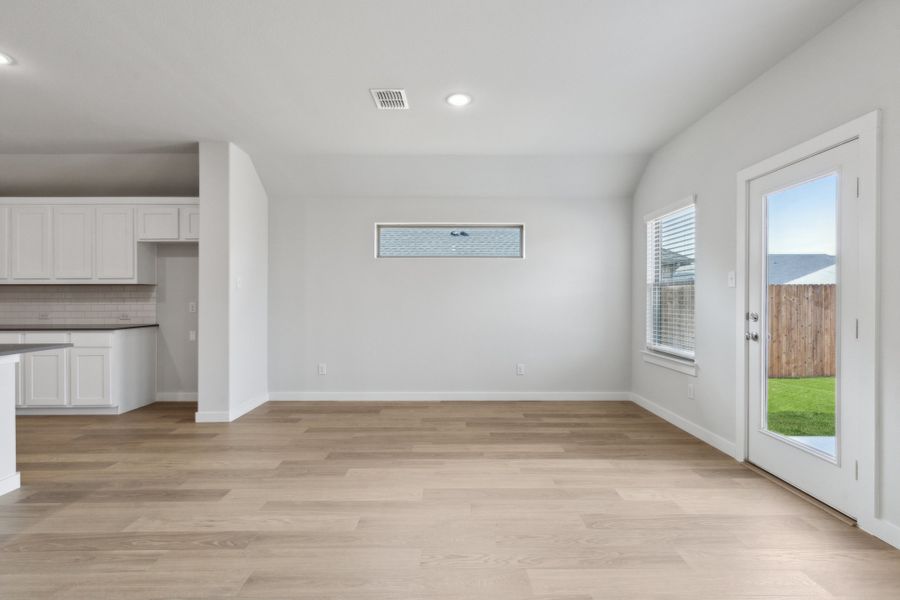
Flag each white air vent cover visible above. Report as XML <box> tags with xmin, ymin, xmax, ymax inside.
<box><xmin>370</xmin><ymin>88</ymin><xmax>409</xmax><ymax>110</ymax></box>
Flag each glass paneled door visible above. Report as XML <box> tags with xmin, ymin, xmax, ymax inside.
<box><xmin>746</xmin><ymin>140</ymin><xmax>861</xmax><ymax>518</ymax></box>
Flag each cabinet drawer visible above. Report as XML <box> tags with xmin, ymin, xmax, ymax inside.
<box><xmin>23</xmin><ymin>332</ymin><xmax>70</xmax><ymax>344</ymax></box>
<box><xmin>0</xmin><ymin>333</ymin><xmax>23</xmax><ymax>343</ymax></box>
<box><xmin>70</xmin><ymin>332</ymin><xmax>113</xmax><ymax>348</ymax></box>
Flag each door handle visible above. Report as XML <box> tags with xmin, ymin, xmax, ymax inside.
<box><xmin>745</xmin><ymin>332</ymin><xmax>759</xmax><ymax>342</ymax></box>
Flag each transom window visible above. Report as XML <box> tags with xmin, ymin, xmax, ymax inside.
<box><xmin>646</xmin><ymin>202</ymin><xmax>696</xmax><ymax>360</ymax></box>
<box><xmin>376</xmin><ymin>224</ymin><xmax>524</xmax><ymax>258</ymax></box>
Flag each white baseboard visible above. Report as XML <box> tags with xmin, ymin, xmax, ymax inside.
<box><xmin>156</xmin><ymin>392</ymin><xmax>198</xmax><ymax>402</ymax></box>
<box><xmin>860</xmin><ymin>516</ymin><xmax>900</xmax><ymax>550</ymax></box>
<box><xmin>230</xmin><ymin>393</ymin><xmax>269</xmax><ymax>421</ymax></box>
<box><xmin>194</xmin><ymin>410</ymin><xmax>231</xmax><ymax>423</ymax></box>
<box><xmin>194</xmin><ymin>393</ymin><xmax>269</xmax><ymax>423</ymax></box>
<box><xmin>0</xmin><ymin>472</ymin><xmax>21</xmax><ymax>496</ymax></box>
<box><xmin>267</xmin><ymin>391</ymin><xmax>630</xmax><ymax>401</ymax></box>
<box><xmin>16</xmin><ymin>406</ymin><xmax>119</xmax><ymax>416</ymax></box>
<box><xmin>629</xmin><ymin>392</ymin><xmax>738</xmax><ymax>458</ymax></box>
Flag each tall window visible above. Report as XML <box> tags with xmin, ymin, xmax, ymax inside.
<box><xmin>646</xmin><ymin>202</ymin><xmax>696</xmax><ymax>359</ymax></box>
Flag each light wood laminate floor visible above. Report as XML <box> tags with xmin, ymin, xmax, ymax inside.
<box><xmin>1</xmin><ymin>401</ymin><xmax>899</xmax><ymax>599</ymax></box>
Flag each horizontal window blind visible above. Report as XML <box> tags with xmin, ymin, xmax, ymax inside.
<box><xmin>646</xmin><ymin>204</ymin><xmax>695</xmax><ymax>359</ymax></box>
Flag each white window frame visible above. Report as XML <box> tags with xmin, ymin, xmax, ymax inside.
<box><xmin>644</xmin><ymin>196</ymin><xmax>697</xmax><ymax>372</ymax></box>
<box><xmin>374</xmin><ymin>223</ymin><xmax>525</xmax><ymax>259</ymax></box>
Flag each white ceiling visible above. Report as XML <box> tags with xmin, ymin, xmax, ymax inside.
<box><xmin>0</xmin><ymin>0</ymin><xmax>860</xmax><ymax>196</ymax></box>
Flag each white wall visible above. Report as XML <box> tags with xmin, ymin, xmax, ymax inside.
<box><xmin>228</xmin><ymin>146</ymin><xmax>269</xmax><ymax>415</ymax></box>
<box><xmin>630</xmin><ymin>0</ymin><xmax>900</xmax><ymax>537</ymax></box>
<box><xmin>197</xmin><ymin>142</ymin><xmax>269</xmax><ymax>421</ymax></box>
<box><xmin>197</xmin><ymin>143</ymin><xmax>231</xmax><ymax>420</ymax></box>
<box><xmin>156</xmin><ymin>244</ymin><xmax>199</xmax><ymax>399</ymax></box>
<box><xmin>268</xmin><ymin>190</ymin><xmax>631</xmax><ymax>399</ymax></box>
<box><xmin>0</xmin><ymin>153</ymin><xmax>197</xmax><ymax>196</ymax></box>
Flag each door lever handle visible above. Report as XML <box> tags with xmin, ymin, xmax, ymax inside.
<box><xmin>745</xmin><ymin>332</ymin><xmax>759</xmax><ymax>342</ymax></box>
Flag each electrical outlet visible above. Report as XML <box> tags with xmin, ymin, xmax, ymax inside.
<box><xmin>118</xmin><ymin>313</ymin><xmax>131</xmax><ymax>321</ymax></box>
<box><xmin>687</xmin><ymin>383</ymin><xmax>695</xmax><ymax>399</ymax></box>
<box><xmin>516</xmin><ymin>363</ymin><xmax>526</xmax><ymax>376</ymax></box>
<box><xmin>727</xmin><ymin>271</ymin><xmax>736</xmax><ymax>288</ymax></box>
<box><xmin>38</xmin><ymin>312</ymin><xmax>50</xmax><ymax>320</ymax></box>
<box><xmin>317</xmin><ymin>363</ymin><xmax>327</xmax><ymax>376</ymax></box>
<box><xmin>188</xmin><ymin>301</ymin><xmax>197</xmax><ymax>313</ymax></box>
<box><xmin>189</xmin><ymin>330</ymin><xmax>197</xmax><ymax>342</ymax></box>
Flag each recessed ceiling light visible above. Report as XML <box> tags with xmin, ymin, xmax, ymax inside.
<box><xmin>0</xmin><ymin>52</ymin><xmax>15</xmax><ymax>66</ymax></box>
<box><xmin>446</xmin><ymin>93</ymin><xmax>472</xmax><ymax>107</ymax></box>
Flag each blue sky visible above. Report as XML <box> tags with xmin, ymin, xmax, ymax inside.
<box><xmin>767</xmin><ymin>173</ymin><xmax>837</xmax><ymax>255</ymax></box>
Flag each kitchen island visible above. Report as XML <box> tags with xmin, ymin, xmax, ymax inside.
<box><xmin>0</xmin><ymin>343</ymin><xmax>73</xmax><ymax>496</ymax></box>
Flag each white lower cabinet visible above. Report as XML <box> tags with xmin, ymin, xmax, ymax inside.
<box><xmin>13</xmin><ymin>328</ymin><xmax>157</xmax><ymax>414</ymax></box>
<box><xmin>69</xmin><ymin>347</ymin><xmax>111</xmax><ymax>407</ymax></box>
<box><xmin>23</xmin><ymin>349</ymin><xmax>68</xmax><ymax>406</ymax></box>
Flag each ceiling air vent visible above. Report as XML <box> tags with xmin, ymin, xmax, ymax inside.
<box><xmin>370</xmin><ymin>88</ymin><xmax>409</xmax><ymax>110</ymax></box>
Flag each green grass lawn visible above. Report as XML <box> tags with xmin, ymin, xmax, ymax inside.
<box><xmin>767</xmin><ymin>377</ymin><xmax>835</xmax><ymax>437</ymax></box>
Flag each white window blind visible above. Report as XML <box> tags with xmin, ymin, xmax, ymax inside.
<box><xmin>646</xmin><ymin>203</ymin><xmax>695</xmax><ymax>359</ymax></box>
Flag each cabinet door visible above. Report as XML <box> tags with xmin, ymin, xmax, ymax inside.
<box><xmin>69</xmin><ymin>348</ymin><xmax>111</xmax><ymax>406</ymax></box>
<box><xmin>137</xmin><ymin>206</ymin><xmax>179</xmax><ymax>241</ymax></box>
<box><xmin>23</xmin><ymin>349</ymin><xmax>67</xmax><ymax>406</ymax></box>
<box><xmin>53</xmin><ymin>206</ymin><xmax>94</xmax><ymax>279</ymax></box>
<box><xmin>180</xmin><ymin>206</ymin><xmax>200</xmax><ymax>240</ymax></box>
<box><xmin>96</xmin><ymin>207</ymin><xmax>135</xmax><ymax>280</ymax></box>
<box><xmin>10</xmin><ymin>206</ymin><xmax>52</xmax><ymax>279</ymax></box>
<box><xmin>0</xmin><ymin>207</ymin><xmax>8</xmax><ymax>279</ymax></box>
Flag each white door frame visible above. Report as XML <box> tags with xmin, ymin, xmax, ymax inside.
<box><xmin>735</xmin><ymin>111</ymin><xmax>880</xmax><ymax>529</ymax></box>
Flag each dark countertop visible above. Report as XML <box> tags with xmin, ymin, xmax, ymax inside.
<box><xmin>0</xmin><ymin>343</ymin><xmax>74</xmax><ymax>357</ymax></box>
<box><xmin>0</xmin><ymin>324</ymin><xmax>159</xmax><ymax>331</ymax></box>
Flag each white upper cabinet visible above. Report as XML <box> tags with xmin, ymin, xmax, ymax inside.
<box><xmin>0</xmin><ymin>199</ymin><xmax>196</xmax><ymax>284</ymax></box>
<box><xmin>10</xmin><ymin>206</ymin><xmax>52</xmax><ymax>279</ymax></box>
<box><xmin>96</xmin><ymin>206</ymin><xmax>135</xmax><ymax>280</ymax></box>
<box><xmin>137</xmin><ymin>206</ymin><xmax>180</xmax><ymax>241</ymax></box>
<box><xmin>180</xmin><ymin>206</ymin><xmax>200</xmax><ymax>240</ymax></box>
<box><xmin>0</xmin><ymin>208</ymin><xmax>8</xmax><ymax>280</ymax></box>
<box><xmin>53</xmin><ymin>206</ymin><xmax>94</xmax><ymax>280</ymax></box>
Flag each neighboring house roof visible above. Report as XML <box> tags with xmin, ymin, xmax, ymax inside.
<box><xmin>661</xmin><ymin>248</ymin><xmax>693</xmax><ymax>269</ymax></box>
<box><xmin>768</xmin><ymin>254</ymin><xmax>835</xmax><ymax>285</ymax></box>
<box><xmin>787</xmin><ymin>264</ymin><xmax>836</xmax><ymax>284</ymax></box>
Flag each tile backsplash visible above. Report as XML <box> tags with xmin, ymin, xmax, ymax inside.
<box><xmin>0</xmin><ymin>285</ymin><xmax>157</xmax><ymax>325</ymax></box>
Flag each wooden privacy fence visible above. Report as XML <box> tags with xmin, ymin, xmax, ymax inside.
<box><xmin>768</xmin><ymin>284</ymin><xmax>836</xmax><ymax>378</ymax></box>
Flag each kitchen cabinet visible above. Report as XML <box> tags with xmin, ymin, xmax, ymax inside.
<box><xmin>22</xmin><ymin>334</ymin><xmax>68</xmax><ymax>406</ymax></box>
<box><xmin>10</xmin><ymin>206</ymin><xmax>52</xmax><ymax>279</ymax></box>
<box><xmin>10</xmin><ymin>327</ymin><xmax>157</xmax><ymax>413</ymax></box>
<box><xmin>137</xmin><ymin>206</ymin><xmax>180</xmax><ymax>241</ymax></box>
<box><xmin>96</xmin><ymin>206</ymin><xmax>136</xmax><ymax>280</ymax></box>
<box><xmin>0</xmin><ymin>208</ymin><xmax>8</xmax><ymax>280</ymax></box>
<box><xmin>53</xmin><ymin>206</ymin><xmax>94</xmax><ymax>280</ymax></box>
<box><xmin>0</xmin><ymin>199</ymin><xmax>196</xmax><ymax>284</ymax></box>
<box><xmin>180</xmin><ymin>206</ymin><xmax>200</xmax><ymax>240</ymax></box>
<box><xmin>69</xmin><ymin>346</ymin><xmax>111</xmax><ymax>406</ymax></box>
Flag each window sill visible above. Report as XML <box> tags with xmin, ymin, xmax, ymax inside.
<box><xmin>642</xmin><ymin>350</ymin><xmax>698</xmax><ymax>377</ymax></box>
